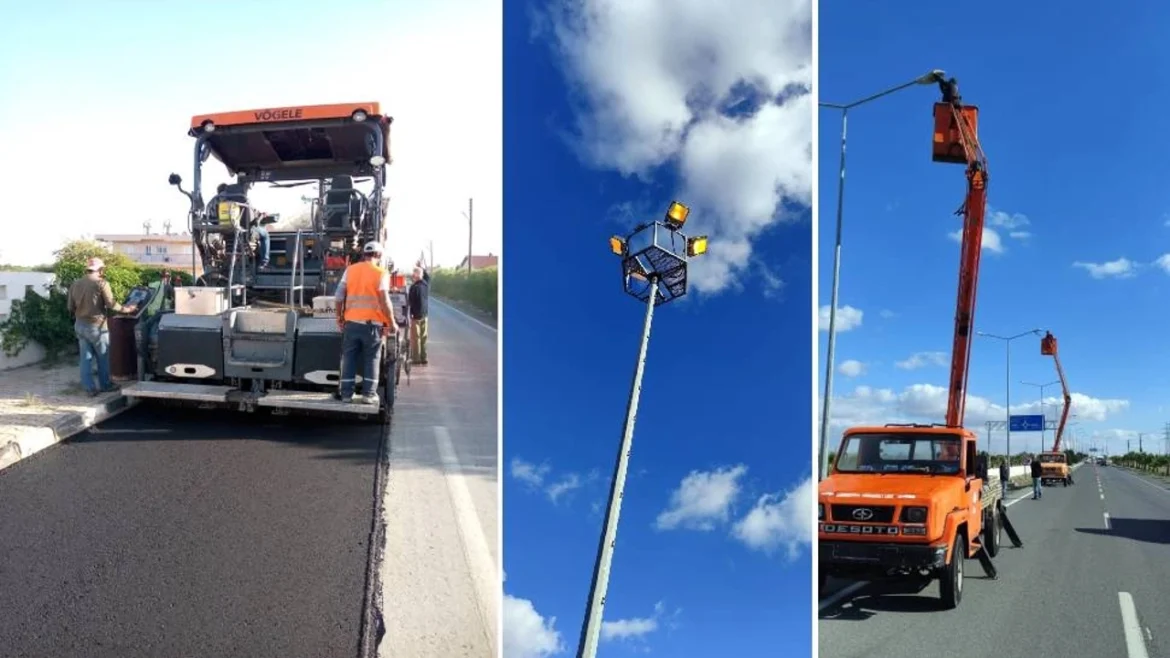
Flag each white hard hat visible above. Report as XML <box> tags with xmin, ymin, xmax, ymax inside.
<box><xmin>363</xmin><ymin>241</ymin><xmax>383</xmax><ymax>254</ymax></box>
<box><xmin>85</xmin><ymin>257</ymin><xmax>105</xmax><ymax>271</ymax></box>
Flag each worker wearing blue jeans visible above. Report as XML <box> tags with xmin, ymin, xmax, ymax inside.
<box><xmin>333</xmin><ymin>242</ymin><xmax>397</xmax><ymax>404</ymax></box>
<box><xmin>1030</xmin><ymin>459</ymin><xmax>1043</xmax><ymax>499</ymax></box>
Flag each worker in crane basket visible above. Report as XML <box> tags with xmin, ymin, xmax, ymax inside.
<box><xmin>67</xmin><ymin>257</ymin><xmax>138</xmax><ymax>396</ymax></box>
<box><xmin>333</xmin><ymin>242</ymin><xmax>398</xmax><ymax>404</ymax></box>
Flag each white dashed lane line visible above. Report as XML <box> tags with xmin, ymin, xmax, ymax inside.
<box><xmin>1119</xmin><ymin>592</ymin><xmax>1151</xmax><ymax>658</ymax></box>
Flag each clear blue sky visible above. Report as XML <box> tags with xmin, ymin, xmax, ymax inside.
<box><xmin>818</xmin><ymin>0</ymin><xmax>1167</xmax><ymax>459</ymax></box>
<box><xmin>502</xmin><ymin>2</ymin><xmax>812</xmax><ymax>657</ymax></box>
<box><xmin>0</xmin><ymin>0</ymin><xmax>500</xmax><ymax>269</ymax></box>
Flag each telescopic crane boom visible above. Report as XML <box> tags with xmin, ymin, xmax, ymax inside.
<box><xmin>1041</xmin><ymin>331</ymin><xmax>1072</xmax><ymax>452</ymax></box>
<box><xmin>932</xmin><ymin>76</ymin><xmax>991</xmax><ymax>428</ymax></box>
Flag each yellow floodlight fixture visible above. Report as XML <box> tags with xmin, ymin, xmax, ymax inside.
<box><xmin>686</xmin><ymin>235</ymin><xmax>708</xmax><ymax>257</ymax></box>
<box><xmin>664</xmin><ymin>201</ymin><xmax>689</xmax><ymax>230</ymax></box>
<box><xmin>610</xmin><ymin>236</ymin><xmax>627</xmax><ymax>256</ymax></box>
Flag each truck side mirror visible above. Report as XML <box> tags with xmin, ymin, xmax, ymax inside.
<box><xmin>975</xmin><ymin>454</ymin><xmax>989</xmax><ymax>481</ymax></box>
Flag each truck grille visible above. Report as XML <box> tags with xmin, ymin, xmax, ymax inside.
<box><xmin>830</xmin><ymin>504</ymin><xmax>895</xmax><ymax>523</ymax></box>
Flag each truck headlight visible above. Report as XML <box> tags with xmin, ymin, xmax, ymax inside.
<box><xmin>900</xmin><ymin>506</ymin><xmax>928</xmax><ymax>523</ymax></box>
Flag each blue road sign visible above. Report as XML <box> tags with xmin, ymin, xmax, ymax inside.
<box><xmin>1009</xmin><ymin>414</ymin><xmax>1045</xmax><ymax>432</ymax></box>
<box><xmin>1089</xmin><ymin>447</ymin><xmax>1098</xmax><ymax>452</ymax></box>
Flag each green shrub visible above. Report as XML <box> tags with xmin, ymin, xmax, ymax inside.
<box><xmin>430</xmin><ymin>266</ymin><xmax>497</xmax><ymax>316</ymax></box>
<box><xmin>0</xmin><ymin>240</ymin><xmax>195</xmax><ymax>362</ymax></box>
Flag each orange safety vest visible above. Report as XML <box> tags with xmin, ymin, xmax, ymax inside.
<box><xmin>342</xmin><ymin>261</ymin><xmax>390</xmax><ymax>324</ymax></box>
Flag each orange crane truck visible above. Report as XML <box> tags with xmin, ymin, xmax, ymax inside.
<box><xmin>1036</xmin><ymin>332</ymin><xmax>1074</xmax><ymax>486</ymax></box>
<box><xmin>818</xmin><ymin>75</ymin><xmax>1022</xmax><ymax>609</ymax></box>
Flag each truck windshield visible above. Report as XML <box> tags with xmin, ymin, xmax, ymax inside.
<box><xmin>834</xmin><ymin>432</ymin><xmax>963</xmax><ymax>475</ymax></box>
<box><xmin>1038</xmin><ymin>453</ymin><xmax>1066</xmax><ymax>463</ymax></box>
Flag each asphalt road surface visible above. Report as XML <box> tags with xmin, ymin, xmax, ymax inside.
<box><xmin>818</xmin><ymin>463</ymin><xmax>1170</xmax><ymax>658</ymax></box>
<box><xmin>0</xmin><ymin>299</ymin><xmax>498</xmax><ymax>658</ymax></box>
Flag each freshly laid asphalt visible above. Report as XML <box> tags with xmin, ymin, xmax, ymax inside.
<box><xmin>819</xmin><ymin>463</ymin><xmax>1170</xmax><ymax>658</ymax></box>
<box><xmin>0</xmin><ymin>298</ymin><xmax>498</xmax><ymax>658</ymax></box>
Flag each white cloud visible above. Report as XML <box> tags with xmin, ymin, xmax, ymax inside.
<box><xmin>1154</xmin><ymin>254</ymin><xmax>1170</xmax><ymax>274</ymax></box>
<box><xmin>511</xmin><ymin>457</ymin><xmax>585</xmax><ymax>504</ymax></box>
<box><xmin>987</xmin><ymin>208</ymin><xmax>1031</xmax><ymax>232</ymax></box>
<box><xmin>895</xmin><ymin>351</ymin><xmax>948</xmax><ymax>370</ymax></box>
<box><xmin>503</xmin><ymin>594</ymin><xmax>565</xmax><ymax>658</ymax></box>
<box><xmin>655</xmin><ymin>465</ymin><xmax>747</xmax><ymax>531</ymax></box>
<box><xmin>546</xmin><ymin>474</ymin><xmax>583</xmax><ymax>503</ymax></box>
<box><xmin>838</xmin><ymin>360</ymin><xmax>866</xmax><ymax>377</ymax></box>
<box><xmin>948</xmin><ymin>227</ymin><xmax>1004</xmax><ymax>253</ymax></box>
<box><xmin>1073</xmin><ymin>257</ymin><xmax>1137</xmax><ymax>279</ymax></box>
<box><xmin>879</xmin><ymin>309</ymin><xmax>897</xmax><ymax>319</ymax></box>
<box><xmin>511</xmin><ymin>457</ymin><xmax>551</xmax><ymax>488</ymax></box>
<box><xmin>1009</xmin><ymin>231</ymin><xmax>1031</xmax><ymax>240</ymax></box>
<box><xmin>818</xmin><ymin>305</ymin><xmax>862</xmax><ymax>332</ymax></box>
<box><xmin>732</xmin><ymin>476</ymin><xmax>812</xmax><ymax>557</ymax></box>
<box><xmin>0</xmin><ymin>2</ymin><xmax>500</xmax><ymax>269</ymax></box>
<box><xmin>544</xmin><ymin>0</ymin><xmax>811</xmax><ymax>295</ymax></box>
<box><xmin>829</xmin><ymin>383</ymin><xmax>1129</xmax><ymax>430</ymax></box>
<box><xmin>602</xmin><ymin>601</ymin><xmax>666</xmax><ymax>643</ymax></box>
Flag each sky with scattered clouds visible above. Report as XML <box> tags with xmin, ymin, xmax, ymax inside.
<box><xmin>0</xmin><ymin>0</ymin><xmax>500</xmax><ymax>270</ymax></box>
<box><xmin>503</xmin><ymin>0</ymin><xmax>812</xmax><ymax>656</ymax></box>
<box><xmin>819</xmin><ymin>0</ymin><xmax>1170</xmax><ymax>459</ymax></box>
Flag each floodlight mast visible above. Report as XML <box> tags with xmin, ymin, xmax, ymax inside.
<box><xmin>576</xmin><ymin>202</ymin><xmax>705</xmax><ymax>658</ymax></box>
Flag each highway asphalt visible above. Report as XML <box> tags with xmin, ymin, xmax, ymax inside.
<box><xmin>819</xmin><ymin>463</ymin><xmax>1169</xmax><ymax>658</ymax></box>
<box><xmin>0</xmin><ymin>299</ymin><xmax>498</xmax><ymax>658</ymax></box>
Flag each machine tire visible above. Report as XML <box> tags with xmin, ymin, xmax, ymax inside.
<box><xmin>983</xmin><ymin>507</ymin><xmax>1001</xmax><ymax>558</ymax></box>
<box><xmin>939</xmin><ymin>533</ymin><xmax>965</xmax><ymax>610</ymax></box>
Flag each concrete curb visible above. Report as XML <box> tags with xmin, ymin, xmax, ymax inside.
<box><xmin>0</xmin><ymin>394</ymin><xmax>139</xmax><ymax>473</ymax></box>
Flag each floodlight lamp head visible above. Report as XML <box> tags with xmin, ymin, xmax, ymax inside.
<box><xmin>610</xmin><ymin>236</ymin><xmax>626</xmax><ymax>256</ymax></box>
<box><xmin>664</xmin><ymin>201</ymin><xmax>689</xmax><ymax>230</ymax></box>
<box><xmin>686</xmin><ymin>235</ymin><xmax>708</xmax><ymax>257</ymax></box>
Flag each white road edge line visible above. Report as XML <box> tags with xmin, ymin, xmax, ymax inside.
<box><xmin>1119</xmin><ymin>592</ymin><xmax>1151</xmax><ymax>658</ymax></box>
<box><xmin>818</xmin><ymin>581</ymin><xmax>867</xmax><ymax>611</ymax></box>
<box><xmin>433</xmin><ymin>297</ymin><xmax>497</xmax><ymax>333</ymax></box>
<box><xmin>1119</xmin><ymin>468</ymin><xmax>1170</xmax><ymax>495</ymax></box>
<box><xmin>1104</xmin><ymin>512</ymin><xmax>1111</xmax><ymax>529</ymax></box>
<box><xmin>434</xmin><ymin>426</ymin><xmax>500</xmax><ymax>655</ymax></box>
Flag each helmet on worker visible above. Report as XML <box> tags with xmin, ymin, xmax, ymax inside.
<box><xmin>362</xmin><ymin>241</ymin><xmax>383</xmax><ymax>259</ymax></box>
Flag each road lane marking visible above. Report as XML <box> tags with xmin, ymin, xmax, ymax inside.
<box><xmin>818</xmin><ymin>581</ymin><xmax>867</xmax><ymax>611</ymax></box>
<box><xmin>1119</xmin><ymin>592</ymin><xmax>1151</xmax><ymax>658</ymax></box>
<box><xmin>1104</xmin><ymin>512</ymin><xmax>1111</xmax><ymax>529</ymax></box>
<box><xmin>434</xmin><ymin>425</ymin><xmax>499</xmax><ymax>655</ymax></box>
<box><xmin>1118</xmin><ymin>468</ymin><xmax>1170</xmax><ymax>495</ymax></box>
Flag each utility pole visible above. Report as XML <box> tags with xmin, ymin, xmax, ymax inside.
<box><xmin>1140</xmin><ymin>433</ymin><xmax>1145</xmax><ymax>453</ymax></box>
<box><xmin>467</xmin><ymin>197</ymin><xmax>473</xmax><ymax>276</ymax></box>
<box><xmin>429</xmin><ymin>240</ymin><xmax>435</xmax><ymax>270</ymax></box>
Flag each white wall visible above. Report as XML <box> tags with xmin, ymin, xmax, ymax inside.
<box><xmin>0</xmin><ymin>271</ymin><xmax>55</xmax><ymax>370</ymax></box>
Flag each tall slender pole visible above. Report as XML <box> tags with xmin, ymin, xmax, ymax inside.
<box><xmin>1005</xmin><ymin>341</ymin><xmax>1012</xmax><ymax>462</ymax></box>
<box><xmin>818</xmin><ymin>108</ymin><xmax>849</xmax><ymax>480</ymax></box>
<box><xmin>467</xmin><ymin>197</ymin><xmax>474</xmax><ymax>276</ymax></box>
<box><xmin>576</xmin><ymin>279</ymin><xmax>659</xmax><ymax>658</ymax></box>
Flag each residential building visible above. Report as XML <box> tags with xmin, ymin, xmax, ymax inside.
<box><xmin>457</xmin><ymin>254</ymin><xmax>498</xmax><ymax>271</ymax></box>
<box><xmin>0</xmin><ymin>270</ymin><xmax>55</xmax><ymax>370</ymax></box>
<box><xmin>95</xmin><ymin>232</ymin><xmax>202</xmax><ymax>277</ymax></box>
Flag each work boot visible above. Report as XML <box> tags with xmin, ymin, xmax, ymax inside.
<box><xmin>358</xmin><ymin>393</ymin><xmax>379</xmax><ymax>406</ymax></box>
<box><xmin>332</xmin><ymin>391</ymin><xmax>353</xmax><ymax>403</ymax></box>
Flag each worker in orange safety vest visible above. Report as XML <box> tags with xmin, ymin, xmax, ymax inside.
<box><xmin>332</xmin><ymin>241</ymin><xmax>398</xmax><ymax>404</ymax></box>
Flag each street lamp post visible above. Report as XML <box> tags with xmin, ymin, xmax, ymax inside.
<box><xmin>1020</xmin><ymin>379</ymin><xmax>1059</xmax><ymax>451</ymax></box>
<box><xmin>817</xmin><ymin>69</ymin><xmax>946</xmax><ymax>480</ymax></box>
<box><xmin>576</xmin><ymin>202</ymin><xmax>708</xmax><ymax>658</ymax></box>
<box><xmin>976</xmin><ymin>329</ymin><xmax>1043</xmax><ymax>463</ymax></box>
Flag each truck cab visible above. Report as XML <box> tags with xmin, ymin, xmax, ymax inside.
<box><xmin>818</xmin><ymin>424</ymin><xmax>1001</xmax><ymax>608</ymax></box>
<box><xmin>1037</xmin><ymin>451</ymin><xmax>1071</xmax><ymax>486</ymax></box>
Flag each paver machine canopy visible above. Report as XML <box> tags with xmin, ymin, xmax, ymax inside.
<box><xmin>170</xmin><ymin>102</ymin><xmax>393</xmax><ymax>304</ymax></box>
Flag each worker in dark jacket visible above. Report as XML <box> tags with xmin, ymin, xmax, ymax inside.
<box><xmin>1030</xmin><ymin>458</ymin><xmax>1043</xmax><ymax>499</ymax></box>
<box><xmin>999</xmin><ymin>459</ymin><xmax>1011</xmax><ymax>500</ymax></box>
<box><xmin>408</xmin><ymin>260</ymin><xmax>430</xmax><ymax>365</ymax></box>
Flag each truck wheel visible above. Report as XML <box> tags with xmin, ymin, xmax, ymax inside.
<box><xmin>939</xmin><ymin>533</ymin><xmax>965</xmax><ymax>609</ymax></box>
<box><xmin>983</xmin><ymin>508</ymin><xmax>1001</xmax><ymax>558</ymax></box>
